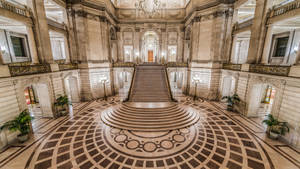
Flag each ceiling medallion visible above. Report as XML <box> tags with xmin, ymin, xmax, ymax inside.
<box><xmin>135</xmin><ymin>0</ymin><xmax>162</xmax><ymax>17</ymax></box>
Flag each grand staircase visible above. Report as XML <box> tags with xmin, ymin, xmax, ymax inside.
<box><xmin>101</xmin><ymin>103</ymin><xmax>200</xmax><ymax>131</ymax></box>
<box><xmin>101</xmin><ymin>63</ymin><xmax>200</xmax><ymax>132</ymax></box>
<box><xmin>129</xmin><ymin>64</ymin><xmax>171</xmax><ymax>102</ymax></box>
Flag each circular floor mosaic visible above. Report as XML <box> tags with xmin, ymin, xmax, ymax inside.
<box><xmin>27</xmin><ymin>100</ymin><xmax>273</xmax><ymax>169</ymax></box>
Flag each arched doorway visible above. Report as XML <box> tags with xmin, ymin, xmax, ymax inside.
<box><xmin>64</xmin><ymin>76</ymin><xmax>80</xmax><ymax>103</ymax></box>
<box><xmin>141</xmin><ymin>31</ymin><xmax>159</xmax><ymax>63</ymax></box>
<box><xmin>248</xmin><ymin>83</ymin><xmax>276</xmax><ymax>117</ymax></box>
<box><xmin>221</xmin><ymin>76</ymin><xmax>236</xmax><ymax>97</ymax></box>
<box><xmin>24</xmin><ymin>84</ymin><xmax>53</xmax><ymax>118</ymax></box>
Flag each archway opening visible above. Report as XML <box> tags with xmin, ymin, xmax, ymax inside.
<box><xmin>142</xmin><ymin>31</ymin><xmax>159</xmax><ymax>63</ymax></box>
<box><xmin>221</xmin><ymin>76</ymin><xmax>236</xmax><ymax>98</ymax></box>
<box><xmin>248</xmin><ymin>83</ymin><xmax>276</xmax><ymax>117</ymax></box>
<box><xmin>24</xmin><ymin>84</ymin><xmax>53</xmax><ymax>132</ymax></box>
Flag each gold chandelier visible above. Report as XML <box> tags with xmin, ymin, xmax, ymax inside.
<box><xmin>135</xmin><ymin>0</ymin><xmax>161</xmax><ymax>17</ymax></box>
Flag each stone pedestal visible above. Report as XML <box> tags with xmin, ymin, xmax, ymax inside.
<box><xmin>241</xmin><ymin>64</ymin><xmax>250</xmax><ymax>72</ymax></box>
<box><xmin>289</xmin><ymin>65</ymin><xmax>300</xmax><ymax>77</ymax></box>
<box><xmin>0</xmin><ymin>65</ymin><xmax>11</xmax><ymax>78</ymax></box>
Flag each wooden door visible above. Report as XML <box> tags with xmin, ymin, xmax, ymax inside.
<box><xmin>148</xmin><ymin>50</ymin><xmax>153</xmax><ymax>62</ymax></box>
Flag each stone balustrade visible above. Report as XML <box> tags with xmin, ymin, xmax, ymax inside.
<box><xmin>269</xmin><ymin>0</ymin><xmax>300</xmax><ymax>18</ymax></box>
<box><xmin>8</xmin><ymin>64</ymin><xmax>51</xmax><ymax>77</ymax></box>
<box><xmin>222</xmin><ymin>63</ymin><xmax>242</xmax><ymax>71</ymax></box>
<box><xmin>249</xmin><ymin>64</ymin><xmax>290</xmax><ymax>76</ymax></box>
<box><xmin>166</xmin><ymin>62</ymin><xmax>188</xmax><ymax>67</ymax></box>
<box><xmin>0</xmin><ymin>0</ymin><xmax>31</xmax><ymax>17</ymax></box>
<box><xmin>223</xmin><ymin>63</ymin><xmax>291</xmax><ymax>76</ymax></box>
<box><xmin>58</xmin><ymin>63</ymin><xmax>78</xmax><ymax>71</ymax></box>
<box><xmin>113</xmin><ymin>62</ymin><xmax>135</xmax><ymax>67</ymax></box>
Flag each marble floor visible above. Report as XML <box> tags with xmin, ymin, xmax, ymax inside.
<box><xmin>0</xmin><ymin>97</ymin><xmax>299</xmax><ymax>169</ymax></box>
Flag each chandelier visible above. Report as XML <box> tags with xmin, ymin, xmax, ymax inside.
<box><xmin>135</xmin><ymin>0</ymin><xmax>161</xmax><ymax>17</ymax></box>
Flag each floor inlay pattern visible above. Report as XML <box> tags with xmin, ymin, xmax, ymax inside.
<box><xmin>26</xmin><ymin>99</ymin><xmax>274</xmax><ymax>169</ymax></box>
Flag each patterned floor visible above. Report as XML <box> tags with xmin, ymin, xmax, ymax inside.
<box><xmin>1</xmin><ymin>97</ymin><xmax>299</xmax><ymax>169</ymax></box>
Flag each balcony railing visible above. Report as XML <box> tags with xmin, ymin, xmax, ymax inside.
<box><xmin>249</xmin><ymin>64</ymin><xmax>290</xmax><ymax>76</ymax></box>
<box><xmin>222</xmin><ymin>63</ymin><xmax>242</xmax><ymax>71</ymax></box>
<box><xmin>165</xmin><ymin>62</ymin><xmax>188</xmax><ymax>67</ymax></box>
<box><xmin>0</xmin><ymin>0</ymin><xmax>31</xmax><ymax>17</ymax></box>
<box><xmin>113</xmin><ymin>62</ymin><xmax>135</xmax><ymax>67</ymax></box>
<box><xmin>58</xmin><ymin>63</ymin><xmax>78</xmax><ymax>71</ymax></box>
<box><xmin>269</xmin><ymin>0</ymin><xmax>300</xmax><ymax>18</ymax></box>
<box><xmin>9</xmin><ymin>64</ymin><xmax>51</xmax><ymax>77</ymax></box>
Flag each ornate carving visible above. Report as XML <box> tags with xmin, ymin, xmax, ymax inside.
<box><xmin>269</xmin><ymin>0</ymin><xmax>300</xmax><ymax>18</ymax></box>
<box><xmin>58</xmin><ymin>63</ymin><xmax>78</xmax><ymax>71</ymax></box>
<box><xmin>166</xmin><ymin>62</ymin><xmax>188</xmax><ymax>67</ymax></box>
<box><xmin>223</xmin><ymin>63</ymin><xmax>242</xmax><ymax>71</ymax></box>
<box><xmin>249</xmin><ymin>64</ymin><xmax>290</xmax><ymax>76</ymax></box>
<box><xmin>113</xmin><ymin>62</ymin><xmax>135</xmax><ymax>67</ymax></box>
<box><xmin>9</xmin><ymin>64</ymin><xmax>51</xmax><ymax>77</ymax></box>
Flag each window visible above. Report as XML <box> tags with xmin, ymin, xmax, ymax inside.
<box><xmin>10</xmin><ymin>36</ymin><xmax>26</xmax><ymax>57</ymax></box>
<box><xmin>274</xmin><ymin>36</ymin><xmax>289</xmax><ymax>57</ymax></box>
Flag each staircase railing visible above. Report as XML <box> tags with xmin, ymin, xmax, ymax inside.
<box><xmin>164</xmin><ymin>66</ymin><xmax>177</xmax><ymax>102</ymax></box>
<box><xmin>124</xmin><ymin>65</ymin><xmax>136</xmax><ymax>102</ymax></box>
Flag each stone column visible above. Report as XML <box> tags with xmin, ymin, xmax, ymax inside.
<box><xmin>0</xmin><ymin>49</ymin><xmax>3</xmax><ymax>65</ymax></box>
<box><xmin>177</xmin><ymin>30</ymin><xmax>184</xmax><ymax>62</ymax></box>
<box><xmin>26</xmin><ymin>25</ymin><xmax>39</xmax><ymax>64</ymax></box>
<box><xmin>100</xmin><ymin>18</ymin><xmax>109</xmax><ymax>61</ymax></box>
<box><xmin>134</xmin><ymin>29</ymin><xmax>140</xmax><ymax>64</ymax></box>
<box><xmin>191</xmin><ymin>18</ymin><xmax>200</xmax><ymax>61</ymax></box>
<box><xmin>66</xmin><ymin>9</ymin><xmax>79</xmax><ymax>63</ymax></box>
<box><xmin>63</xmin><ymin>35</ymin><xmax>71</xmax><ymax>63</ymax></box>
<box><xmin>247</xmin><ymin>0</ymin><xmax>272</xmax><ymax>63</ymax></box>
<box><xmin>32</xmin><ymin>0</ymin><xmax>54</xmax><ymax>63</ymax></box>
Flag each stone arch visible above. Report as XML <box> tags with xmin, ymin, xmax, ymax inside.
<box><xmin>16</xmin><ymin>76</ymin><xmax>54</xmax><ymax>118</ymax></box>
<box><xmin>246</xmin><ymin>75</ymin><xmax>286</xmax><ymax>117</ymax></box>
<box><xmin>140</xmin><ymin>30</ymin><xmax>160</xmax><ymax>63</ymax></box>
<box><xmin>63</xmin><ymin>73</ymin><xmax>80</xmax><ymax>103</ymax></box>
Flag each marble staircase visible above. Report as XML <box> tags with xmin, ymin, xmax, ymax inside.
<box><xmin>129</xmin><ymin>64</ymin><xmax>171</xmax><ymax>102</ymax></box>
<box><xmin>101</xmin><ymin>102</ymin><xmax>200</xmax><ymax>131</ymax></box>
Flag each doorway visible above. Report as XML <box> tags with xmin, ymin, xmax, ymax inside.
<box><xmin>248</xmin><ymin>84</ymin><xmax>276</xmax><ymax>117</ymax></box>
<box><xmin>148</xmin><ymin>50</ymin><xmax>153</xmax><ymax>62</ymax></box>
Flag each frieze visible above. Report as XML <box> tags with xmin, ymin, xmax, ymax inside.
<box><xmin>9</xmin><ymin>64</ymin><xmax>51</xmax><ymax>77</ymax></box>
<box><xmin>166</xmin><ymin>62</ymin><xmax>188</xmax><ymax>67</ymax></box>
<box><xmin>58</xmin><ymin>63</ymin><xmax>79</xmax><ymax>71</ymax></box>
<box><xmin>192</xmin><ymin>9</ymin><xmax>232</xmax><ymax>23</ymax></box>
<box><xmin>249</xmin><ymin>64</ymin><xmax>290</xmax><ymax>76</ymax></box>
<box><xmin>222</xmin><ymin>63</ymin><xmax>242</xmax><ymax>71</ymax></box>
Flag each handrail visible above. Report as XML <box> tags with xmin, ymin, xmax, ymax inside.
<box><xmin>164</xmin><ymin>66</ymin><xmax>177</xmax><ymax>102</ymax></box>
<box><xmin>124</xmin><ymin>65</ymin><xmax>136</xmax><ymax>102</ymax></box>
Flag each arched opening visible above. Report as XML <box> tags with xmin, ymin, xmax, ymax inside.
<box><xmin>64</xmin><ymin>76</ymin><xmax>80</xmax><ymax>103</ymax></box>
<box><xmin>248</xmin><ymin>83</ymin><xmax>276</xmax><ymax>117</ymax></box>
<box><xmin>109</xmin><ymin>27</ymin><xmax>118</xmax><ymax>62</ymax></box>
<box><xmin>24</xmin><ymin>83</ymin><xmax>53</xmax><ymax>132</ymax></box>
<box><xmin>142</xmin><ymin>31</ymin><xmax>159</xmax><ymax>63</ymax></box>
<box><xmin>221</xmin><ymin>76</ymin><xmax>236</xmax><ymax>97</ymax></box>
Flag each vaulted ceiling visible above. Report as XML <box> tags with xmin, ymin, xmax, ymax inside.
<box><xmin>111</xmin><ymin>0</ymin><xmax>190</xmax><ymax>9</ymax></box>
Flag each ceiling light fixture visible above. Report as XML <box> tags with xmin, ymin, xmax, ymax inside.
<box><xmin>135</xmin><ymin>0</ymin><xmax>161</xmax><ymax>17</ymax></box>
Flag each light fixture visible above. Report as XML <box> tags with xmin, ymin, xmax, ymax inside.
<box><xmin>135</xmin><ymin>0</ymin><xmax>162</xmax><ymax>17</ymax></box>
